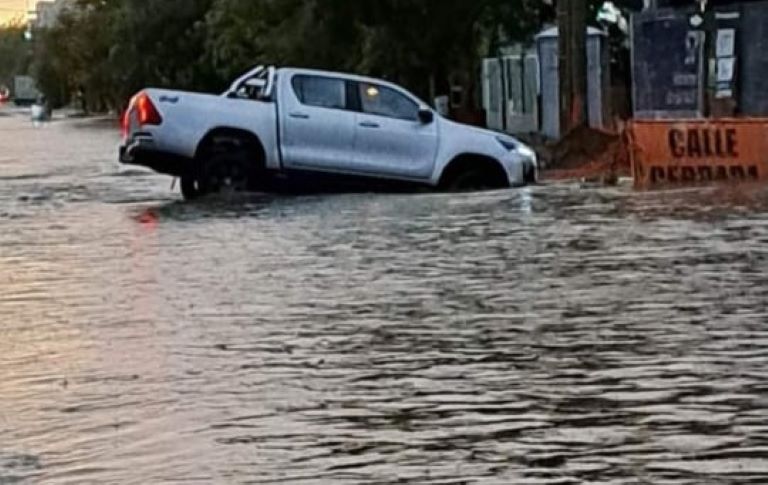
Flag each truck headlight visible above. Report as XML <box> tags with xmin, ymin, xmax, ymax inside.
<box><xmin>516</xmin><ymin>144</ymin><xmax>536</xmax><ymax>162</ymax></box>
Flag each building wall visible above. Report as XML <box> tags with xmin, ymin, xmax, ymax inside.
<box><xmin>538</xmin><ymin>27</ymin><xmax>608</xmax><ymax>138</ymax></box>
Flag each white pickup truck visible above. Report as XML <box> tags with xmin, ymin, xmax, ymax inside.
<box><xmin>119</xmin><ymin>66</ymin><xmax>537</xmax><ymax>199</ymax></box>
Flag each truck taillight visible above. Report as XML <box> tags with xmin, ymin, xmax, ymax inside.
<box><xmin>120</xmin><ymin>109</ymin><xmax>130</xmax><ymax>139</ymax></box>
<box><xmin>136</xmin><ymin>92</ymin><xmax>162</xmax><ymax>126</ymax></box>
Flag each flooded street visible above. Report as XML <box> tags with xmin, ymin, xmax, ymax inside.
<box><xmin>2</xmin><ymin>107</ymin><xmax>768</xmax><ymax>484</ymax></box>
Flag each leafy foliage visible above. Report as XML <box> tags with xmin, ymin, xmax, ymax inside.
<box><xmin>2</xmin><ymin>0</ymin><xmax>547</xmax><ymax>110</ymax></box>
<box><xmin>0</xmin><ymin>20</ymin><xmax>32</xmax><ymax>91</ymax></box>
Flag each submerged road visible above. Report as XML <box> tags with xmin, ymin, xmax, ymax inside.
<box><xmin>1</xmin><ymin>107</ymin><xmax>768</xmax><ymax>484</ymax></box>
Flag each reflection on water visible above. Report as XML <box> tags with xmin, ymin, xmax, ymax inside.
<box><xmin>2</xmin><ymin>109</ymin><xmax>768</xmax><ymax>484</ymax></box>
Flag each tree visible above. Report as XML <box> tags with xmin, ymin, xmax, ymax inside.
<box><xmin>205</xmin><ymin>0</ymin><xmax>543</xmax><ymax>102</ymax></box>
<box><xmin>29</xmin><ymin>0</ymin><xmax>547</xmax><ymax>111</ymax></box>
<box><xmin>558</xmin><ymin>0</ymin><xmax>589</xmax><ymax>132</ymax></box>
<box><xmin>0</xmin><ymin>20</ymin><xmax>33</xmax><ymax>91</ymax></box>
<box><xmin>34</xmin><ymin>0</ymin><xmax>214</xmax><ymax>110</ymax></box>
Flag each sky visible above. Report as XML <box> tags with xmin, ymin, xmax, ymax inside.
<box><xmin>0</xmin><ymin>0</ymin><xmax>27</xmax><ymax>25</ymax></box>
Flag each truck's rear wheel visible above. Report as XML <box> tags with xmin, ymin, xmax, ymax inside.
<box><xmin>180</xmin><ymin>174</ymin><xmax>203</xmax><ymax>200</ymax></box>
<box><xmin>192</xmin><ymin>130</ymin><xmax>267</xmax><ymax>199</ymax></box>
<box><xmin>198</xmin><ymin>150</ymin><xmax>254</xmax><ymax>195</ymax></box>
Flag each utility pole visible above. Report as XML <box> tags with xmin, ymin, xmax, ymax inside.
<box><xmin>557</xmin><ymin>0</ymin><xmax>588</xmax><ymax>135</ymax></box>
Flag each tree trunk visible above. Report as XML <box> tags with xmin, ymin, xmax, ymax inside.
<box><xmin>558</xmin><ymin>0</ymin><xmax>588</xmax><ymax>135</ymax></box>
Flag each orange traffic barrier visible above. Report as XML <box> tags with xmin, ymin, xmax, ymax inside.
<box><xmin>629</xmin><ymin>119</ymin><xmax>768</xmax><ymax>189</ymax></box>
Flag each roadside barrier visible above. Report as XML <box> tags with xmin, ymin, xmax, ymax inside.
<box><xmin>630</xmin><ymin>119</ymin><xmax>768</xmax><ymax>189</ymax></box>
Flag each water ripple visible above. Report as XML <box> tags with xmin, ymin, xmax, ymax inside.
<box><xmin>2</xmin><ymin>109</ymin><xmax>768</xmax><ymax>483</ymax></box>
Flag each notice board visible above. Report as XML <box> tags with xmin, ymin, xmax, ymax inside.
<box><xmin>632</xmin><ymin>9</ymin><xmax>704</xmax><ymax>118</ymax></box>
<box><xmin>739</xmin><ymin>2</ymin><xmax>768</xmax><ymax>116</ymax></box>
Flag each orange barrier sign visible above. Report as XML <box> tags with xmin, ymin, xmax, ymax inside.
<box><xmin>630</xmin><ymin>119</ymin><xmax>768</xmax><ymax>188</ymax></box>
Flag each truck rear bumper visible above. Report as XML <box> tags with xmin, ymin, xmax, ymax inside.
<box><xmin>119</xmin><ymin>141</ymin><xmax>192</xmax><ymax>177</ymax></box>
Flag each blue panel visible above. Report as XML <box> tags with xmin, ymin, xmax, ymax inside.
<box><xmin>632</xmin><ymin>8</ymin><xmax>703</xmax><ymax>117</ymax></box>
<box><xmin>739</xmin><ymin>2</ymin><xmax>768</xmax><ymax>116</ymax></box>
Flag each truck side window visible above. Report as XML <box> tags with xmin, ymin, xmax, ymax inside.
<box><xmin>292</xmin><ymin>75</ymin><xmax>346</xmax><ymax>110</ymax></box>
<box><xmin>359</xmin><ymin>83</ymin><xmax>419</xmax><ymax>121</ymax></box>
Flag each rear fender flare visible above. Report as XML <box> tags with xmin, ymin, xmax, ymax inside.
<box><xmin>194</xmin><ymin>127</ymin><xmax>266</xmax><ymax>169</ymax></box>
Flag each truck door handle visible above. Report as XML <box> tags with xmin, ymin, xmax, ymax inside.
<box><xmin>359</xmin><ymin>121</ymin><xmax>380</xmax><ymax>128</ymax></box>
<box><xmin>289</xmin><ymin>112</ymin><xmax>310</xmax><ymax>119</ymax></box>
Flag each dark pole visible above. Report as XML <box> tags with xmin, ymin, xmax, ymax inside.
<box><xmin>558</xmin><ymin>0</ymin><xmax>588</xmax><ymax>135</ymax></box>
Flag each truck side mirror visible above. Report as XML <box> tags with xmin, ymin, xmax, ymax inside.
<box><xmin>418</xmin><ymin>108</ymin><xmax>434</xmax><ymax>124</ymax></box>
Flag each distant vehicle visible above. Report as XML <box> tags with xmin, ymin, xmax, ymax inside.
<box><xmin>13</xmin><ymin>76</ymin><xmax>42</xmax><ymax>106</ymax></box>
<box><xmin>119</xmin><ymin>66</ymin><xmax>538</xmax><ymax>199</ymax></box>
<box><xmin>0</xmin><ymin>86</ymin><xmax>9</xmax><ymax>103</ymax></box>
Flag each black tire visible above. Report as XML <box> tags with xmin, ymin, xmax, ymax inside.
<box><xmin>448</xmin><ymin>169</ymin><xmax>499</xmax><ymax>192</ymax></box>
<box><xmin>180</xmin><ymin>173</ymin><xmax>203</xmax><ymax>200</ymax></box>
<box><xmin>199</xmin><ymin>150</ymin><xmax>254</xmax><ymax>195</ymax></box>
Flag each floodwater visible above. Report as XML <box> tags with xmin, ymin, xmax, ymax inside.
<box><xmin>1</xmin><ymin>107</ymin><xmax>768</xmax><ymax>485</ymax></box>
